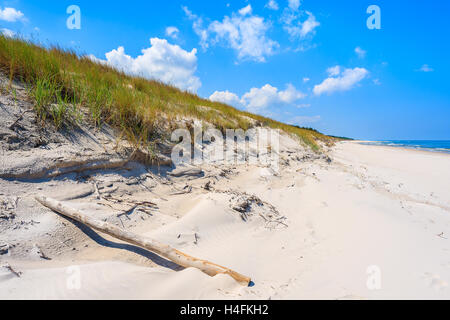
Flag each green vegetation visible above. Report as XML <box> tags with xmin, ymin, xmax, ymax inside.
<box><xmin>329</xmin><ymin>135</ymin><xmax>354</xmax><ymax>141</ymax></box>
<box><xmin>0</xmin><ymin>35</ymin><xmax>335</xmax><ymax>151</ymax></box>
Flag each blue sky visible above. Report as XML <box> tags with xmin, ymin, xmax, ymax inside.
<box><xmin>1</xmin><ymin>0</ymin><xmax>449</xmax><ymax>140</ymax></box>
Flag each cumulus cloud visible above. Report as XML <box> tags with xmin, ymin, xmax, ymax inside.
<box><xmin>242</xmin><ymin>84</ymin><xmax>306</xmax><ymax>110</ymax></box>
<box><xmin>417</xmin><ymin>64</ymin><xmax>434</xmax><ymax>72</ymax></box>
<box><xmin>0</xmin><ymin>7</ymin><xmax>24</xmax><ymax>22</ymax></box>
<box><xmin>209</xmin><ymin>83</ymin><xmax>305</xmax><ymax>112</ymax></box>
<box><xmin>313</xmin><ymin>66</ymin><xmax>369</xmax><ymax>96</ymax></box>
<box><xmin>165</xmin><ymin>26</ymin><xmax>179</xmax><ymax>39</ymax></box>
<box><xmin>209</xmin><ymin>90</ymin><xmax>241</xmax><ymax>106</ymax></box>
<box><xmin>89</xmin><ymin>38</ymin><xmax>201</xmax><ymax>92</ymax></box>
<box><xmin>1</xmin><ymin>28</ymin><xmax>15</xmax><ymax>37</ymax></box>
<box><xmin>355</xmin><ymin>46</ymin><xmax>366</xmax><ymax>59</ymax></box>
<box><xmin>265</xmin><ymin>0</ymin><xmax>279</xmax><ymax>10</ymax></box>
<box><xmin>278</xmin><ymin>83</ymin><xmax>306</xmax><ymax>103</ymax></box>
<box><xmin>241</xmin><ymin>85</ymin><xmax>280</xmax><ymax>109</ymax></box>
<box><xmin>184</xmin><ymin>5</ymin><xmax>278</xmax><ymax>62</ymax></box>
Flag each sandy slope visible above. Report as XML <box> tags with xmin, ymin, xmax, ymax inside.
<box><xmin>1</xmin><ymin>137</ymin><xmax>449</xmax><ymax>300</ymax></box>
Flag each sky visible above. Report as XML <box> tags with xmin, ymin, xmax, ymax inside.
<box><xmin>1</xmin><ymin>0</ymin><xmax>449</xmax><ymax>140</ymax></box>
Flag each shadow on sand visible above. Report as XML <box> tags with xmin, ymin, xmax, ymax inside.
<box><xmin>59</xmin><ymin>214</ymin><xmax>184</xmax><ymax>272</ymax></box>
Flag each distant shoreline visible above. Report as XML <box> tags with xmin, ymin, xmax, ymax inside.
<box><xmin>352</xmin><ymin>140</ymin><xmax>450</xmax><ymax>155</ymax></box>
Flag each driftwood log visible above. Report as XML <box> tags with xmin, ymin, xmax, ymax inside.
<box><xmin>35</xmin><ymin>195</ymin><xmax>251</xmax><ymax>286</ymax></box>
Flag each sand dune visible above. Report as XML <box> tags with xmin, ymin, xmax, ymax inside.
<box><xmin>2</xmin><ymin>139</ymin><xmax>450</xmax><ymax>300</ymax></box>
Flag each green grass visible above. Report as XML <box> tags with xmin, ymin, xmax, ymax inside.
<box><xmin>0</xmin><ymin>35</ymin><xmax>335</xmax><ymax>151</ymax></box>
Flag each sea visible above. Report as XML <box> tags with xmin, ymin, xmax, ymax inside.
<box><xmin>360</xmin><ymin>140</ymin><xmax>450</xmax><ymax>154</ymax></box>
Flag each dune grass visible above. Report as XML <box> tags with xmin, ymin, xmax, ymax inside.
<box><xmin>0</xmin><ymin>35</ymin><xmax>334</xmax><ymax>151</ymax></box>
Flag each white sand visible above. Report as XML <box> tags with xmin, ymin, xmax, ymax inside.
<box><xmin>1</xmin><ymin>140</ymin><xmax>450</xmax><ymax>300</ymax></box>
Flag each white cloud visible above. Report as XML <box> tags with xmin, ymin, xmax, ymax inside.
<box><xmin>373</xmin><ymin>78</ymin><xmax>381</xmax><ymax>86</ymax></box>
<box><xmin>313</xmin><ymin>67</ymin><xmax>369</xmax><ymax>96</ymax></box>
<box><xmin>238</xmin><ymin>4</ymin><xmax>252</xmax><ymax>16</ymax></box>
<box><xmin>241</xmin><ymin>85</ymin><xmax>279</xmax><ymax>109</ymax></box>
<box><xmin>289</xmin><ymin>115</ymin><xmax>321</xmax><ymax>126</ymax></box>
<box><xmin>418</xmin><ymin>64</ymin><xmax>434</xmax><ymax>72</ymax></box>
<box><xmin>242</xmin><ymin>83</ymin><xmax>305</xmax><ymax>111</ymax></box>
<box><xmin>182</xmin><ymin>6</ymin><xmax>209</xmax><ymax>48</ymax></box>
<box><xmin>209</xmin><ymin>83</ymin><xmax>305</xmax><ymax>112</ymax></box>
<box><xmin>326</xmin><ymin>65</ymin><xmax>341</xmax><ymax>76</ymax></box>
<box><xmin>355</xmin><ymin>46</ymin><xmax>366</xmax><ymax>59</ymax></box>
<box><xmin>265</xmin><ymin>0</ymin><xmax>279</xmax><ymax>10</ymax></box>
<box><xmin>288</xmin><ymin>0</ymin><xmax>301</xmax><ymax>11</ymax></box>
<box><xmin>282</xmin><ymin>7</ymin><xmax>320</xmax><ymax>40</ymax></box>
<box><xmin>1</xmin><ymin>28</ymin><xmax>15</xmax><ymax>37</ymax></box>
<box><xmin>278</xmin><ymin>83</ymin><xmax>306</xmax><ymax>103</ymax></box>
<box><xmin>0</xmin><ymin>7</ymin><xmax>24</xmax><ymax>22</ymax></box>
<box><xmin>302</xmin><ymin>77</ymin><xmax>310</xmax><ymax>83</ymax></box>
<box><xmin>296</xmin><ymin>103</ymin><xmax>311</xmax><ymax>108</ymax></box>
<box><xmin>209</xmin><ymin>90</ymin><xmax>242</xmax><ymax>106</ymax></box>
<box><xmin>165</xmin><ymin>26</ymin><xmax>180</xmax><ymax>39</ymax></box>
<box><xmin>184</xmin><ymin>6</ymin><xmax>278</xmax><ymax>62</ymax></box>
<box><xmin>299</xmin><ymin>12</ymin><xmax>320</xmax><ymax>38</ymax></box>
<box><xmin>89</xmin><ymin>38</ymin><xmax>201</xmax><ymax>92</ymax></box>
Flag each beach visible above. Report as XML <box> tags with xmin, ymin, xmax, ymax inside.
<box><xmin>1</xmin><ymin>138</ymin><xmax>449</xmax><ymax>300</ymax></box>
<box><xmin>0</xmin><ymin>1</ymin><xmax>448</xmax><ymax>305</ymax></box>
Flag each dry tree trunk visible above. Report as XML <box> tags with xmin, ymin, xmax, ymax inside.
<box><xmin>35</xmin><ymin>195</ymin><xmax>251</xmax><ymax>286</ymax></box>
